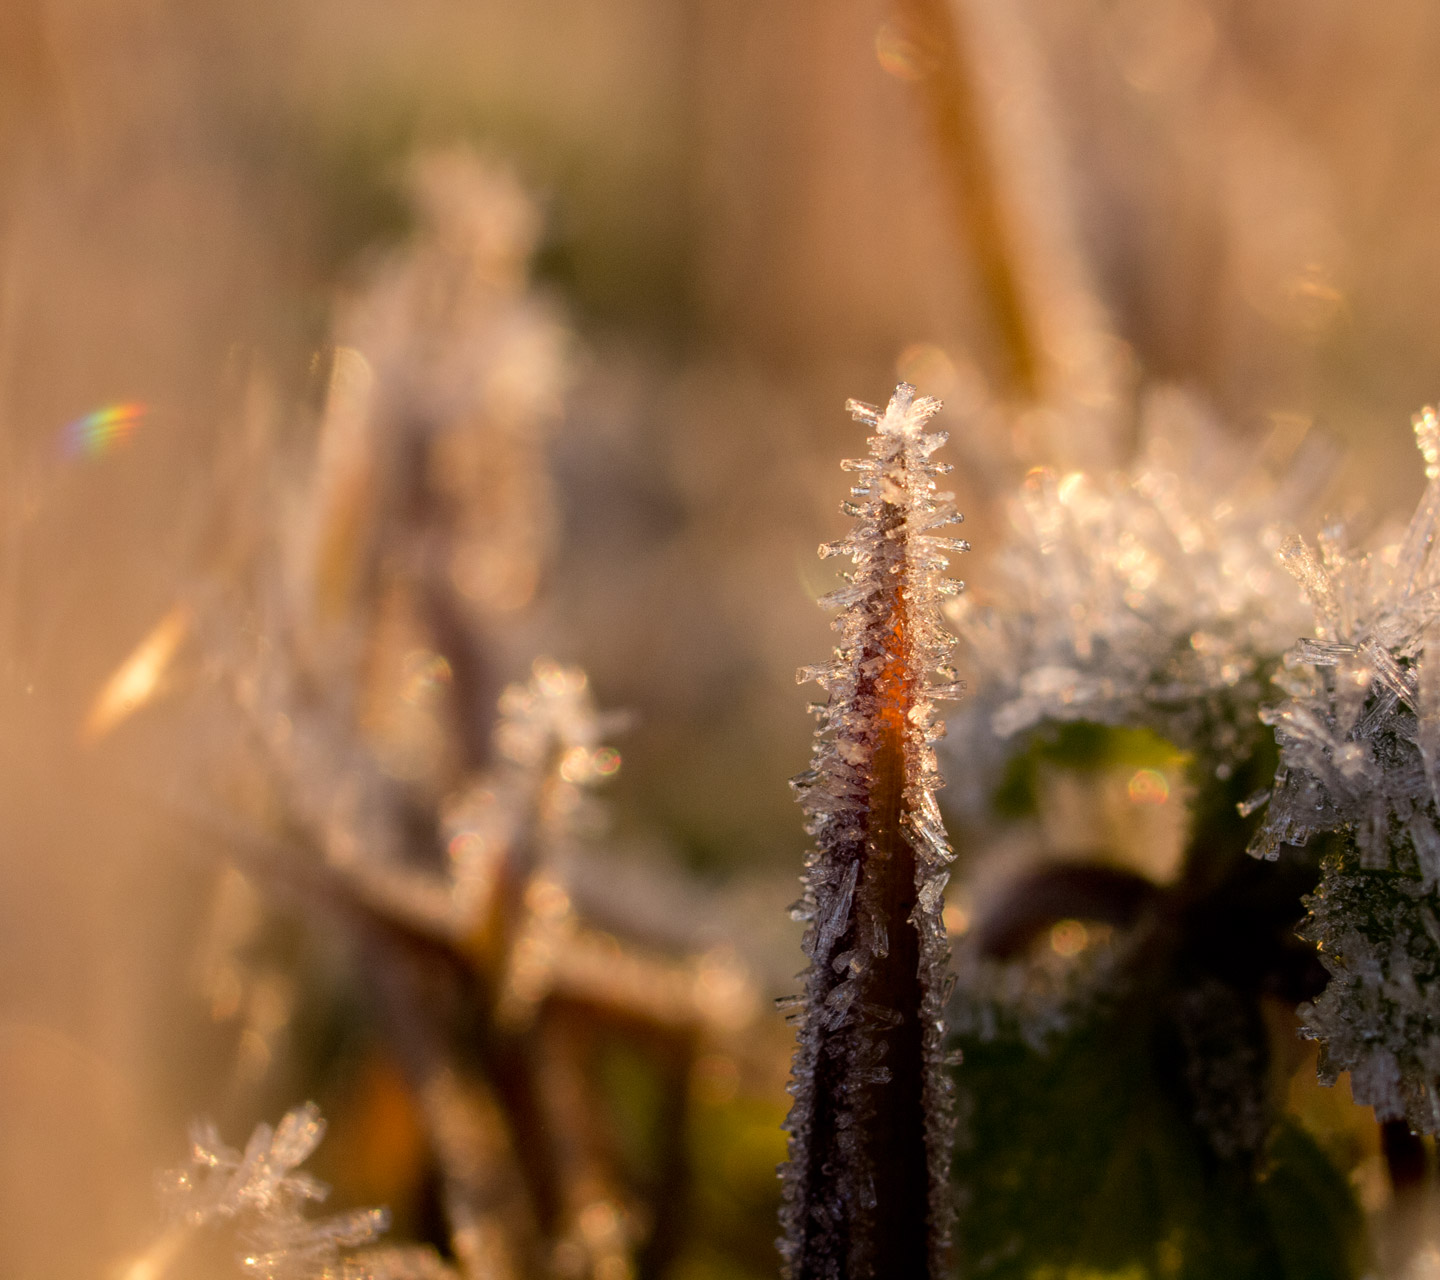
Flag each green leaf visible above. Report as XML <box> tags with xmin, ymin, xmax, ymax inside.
<box><xmin>950</xmin><ymin>981</ymin><xmax>1365</xmax><ymax>1280</ymax></box>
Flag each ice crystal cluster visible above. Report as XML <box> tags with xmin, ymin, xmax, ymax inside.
<box><xmin>247</xmin><ymin>652</ymin><xmax>626</xmax><ymax>983</ymax></box>
<box><xmin>159</xmin><ymin>1103</ymin><xmax>400</xmax><ymax>1280</ymax></box>
<box><xmin>952</xmin><ymin>392</ymin><xmax>1310</xmax><ymax>771</ymax></box>
<box><xmin>782</xmin><ymin>384</ymin><xmax>965</xmax><ymax>1279</ymax></box>
<box><xmin>1255</xmin><ymin>409</ymin><xmax>1440</xmax><ymax>866</ymax></box>
<box><xmin>1255</xmin><ymin>408</ymin><xmax>1440</xmax><ymax>1130</ymax></box>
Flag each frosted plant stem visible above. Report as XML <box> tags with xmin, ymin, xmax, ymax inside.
<box><xmin>782</xmin><ymin>385</ymin><xmax>965</xmax><ymax>1279</ymax></box>
<box><xmin>835</xmin><ymin>659</ymin><xmax>930</xmax><ymax>1270</ymax></box>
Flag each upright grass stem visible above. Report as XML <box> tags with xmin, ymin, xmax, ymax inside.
<box><xmin>781</xmin><ymin>385</ymin><xmax>966</xmax><ymax>1278</ymax></box>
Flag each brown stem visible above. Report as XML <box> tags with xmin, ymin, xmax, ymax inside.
<box><xmin>789</xmin><ymin>503</ymin><xmax>943</xmax><ymax>1278</ymax></box>
<box><xmin>852</xmin><ymin>715</ymin><xmax>931</xmax><ymax>1272</ymax></box>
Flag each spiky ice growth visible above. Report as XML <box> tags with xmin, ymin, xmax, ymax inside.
<box><xmin>1253</xmin><ymin>408</ymin><xmax>1440</xmax><ymax>1129</ymax></box>
<box><xmin>1255</xmin><ymin>408</ymin><xmax>1440</xmax><ymax>866</ymax></box>
<box><xmin>781</xmin><ymin>384</ymin><xmax>965</xmax><ymax>1280</ymax></box>
<box><xmin>159</xmin><ymin>1103</ymin><xmax>393</xmax><ymax>1280</ymax></box>
<box><xmin>951</xmin><ymin>391</ymin><xmax>1310</xmax><ymax>774</ymax></box>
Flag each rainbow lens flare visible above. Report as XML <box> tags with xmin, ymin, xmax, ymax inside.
<box><xmin>63</xmin><ymin>401</ymin><xmax>147</xmax><ymax>457</ymax></box>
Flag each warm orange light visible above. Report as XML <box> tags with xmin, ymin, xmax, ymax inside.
<box><xmin>81</xmin><ymin>604</ymin><xmax>191</xmax><ymax>744</ymax></box>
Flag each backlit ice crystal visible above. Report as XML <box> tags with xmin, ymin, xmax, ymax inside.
<box><xmin>1255</xmin><ymin>408</ymin><xmax>1440</xmax><ymax>1130</ymax></box>
<box><xmin>160</xmin><ymin>1103</ymin><xmax>393</xmax><ymax>1280</ymax></box>
<box><xmin>951</xmin><ymin>390</ymin><xmax>1313</xmax><ymax>775</ymax></box>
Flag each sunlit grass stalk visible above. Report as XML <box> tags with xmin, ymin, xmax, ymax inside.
<box><xmin>781</xmin><ymin>384</ymin><xmax>966</xmax><ymax>1278</ymax></box>
<box><xmin>890</xmin><ymin>0</ymin><xmax>1041</xmax><ymax>400</ymax></box>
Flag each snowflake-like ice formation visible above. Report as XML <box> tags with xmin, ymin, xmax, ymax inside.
<box><xmin>161</xmin><ymin>1103</ymin><xmax>392</xmax><ymax>1280</ymax></box>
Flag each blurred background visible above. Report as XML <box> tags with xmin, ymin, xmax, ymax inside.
<box><xmin>4</xmin><ymin>0</ymin><xmax>1440</xmax><ymax>1276</ymax></box>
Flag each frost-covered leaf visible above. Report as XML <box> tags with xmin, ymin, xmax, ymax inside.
<box><xmin>1254</xmin><ymin>409</ymin><xmax>1440</xmax><ymax>1130</ymax></box>
<box><xmin>952</xmin><ymin>390</ymin><xmax>1313</xmax><ymax>786</ymax></box>
<box><xmin>1256</xmin><ymin>410</ymin><xmax>1440</xmax><ymax>867</ymax></box>
<box><xmin>1297</xmin><ymin>841</ymin><xmax>1440</xmax><ymax>1132</ymax></box>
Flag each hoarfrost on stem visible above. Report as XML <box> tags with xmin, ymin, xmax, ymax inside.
<box><xmin>781</xmin><ymin>383</ymin><xmax>964</xmax><ymax>1279</ymax></box>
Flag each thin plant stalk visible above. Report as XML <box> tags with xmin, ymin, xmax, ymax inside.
<box><xmin>781</xmin><ymin>384</ymin><xmax>966</xmax><ymax>1279</ymax></box>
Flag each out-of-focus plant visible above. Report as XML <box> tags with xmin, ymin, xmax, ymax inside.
<box><xmin>111</xmin><ymin>149</ymin><xmax>761</xmax><ymax>1280</ymax></box>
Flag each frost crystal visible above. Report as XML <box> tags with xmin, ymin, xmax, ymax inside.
<box><xmin>782</xmin><ymin>384</ymin><xmax>964</xmax><ymax>1278</ymax></box>
<box><xmin>951</xmin><ymin>391</ymin><xmax>1311</xmax><ymax>772</ymax></box>
<box><xmin>1256</xmin><ymin>408</ymin><xmax>1440</xmax><ymax>868</ymax></box>
<box><xmin>160</xmin><ymin>1103</ymin><xmax>392</xmax><ymax>1280</ymax></box>
<box><xmin>1255</xmin><ymin>408</ymin><xmax>1440</xmax><ymax>1130</ymax></box>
